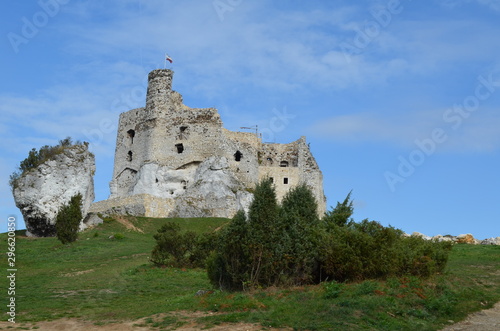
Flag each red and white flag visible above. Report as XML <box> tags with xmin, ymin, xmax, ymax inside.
<box><xmin>166</xmin><ymin>54</ymin><xmax>173</xmax><ymax>63</ymax></box>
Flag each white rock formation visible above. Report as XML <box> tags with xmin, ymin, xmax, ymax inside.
<box><xmin>91</xmin><ymin>156</ymin><xmax>253</xmax><ymax>219</ymax></box>
<box><xmin>481</xmin><ymin>237</ymin><xmax>500</xmax><ymax>245</ymax></box>
<box><xmin>432</xmin><ymin>235</ymin><xmax>455</xmax><ymax>242</ymax></box>
<box><xmin>13</xmin><ymin>144</ymin><xmax>95</xmax><ymax>237</ymax></box>
<box><xmin>172</xmin><ymin>156</ymin><xmax>253</xmax><ymax>218</ymax></box>
<box><xmin>411</xmin><ymin>232</ymin><xmax>432</xmax><ymax>241</ymax></box>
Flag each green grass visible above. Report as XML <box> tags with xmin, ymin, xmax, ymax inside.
<box><xmin>1</xmin><ymin>216</ymin><xmax>499</xmax><ymax>330</ymax></box>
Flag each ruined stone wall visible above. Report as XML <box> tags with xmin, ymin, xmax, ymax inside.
<box><xmin>222</xmin><ymin>129</ymin><xmax>261</xmax><ymax>188</ymax></box>
<box><xmin>256</xmin><ymin>137</ymin><xmax>325</xmax><ymax>215</ymax></box>
<box><xmin>106</xmin><ymin>68</ymin><xmax>326</xmax><ymax>218</ymax></box>
<box><xmin>110</xmin><ymin>107</ymin><xmax>150</xmax><ymax>197</ymax></box>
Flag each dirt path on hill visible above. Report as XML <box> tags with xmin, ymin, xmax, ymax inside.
<box><xmin>3</xmin><ymin>303</ymin><xmax>498</xmax><ymax>330</ymax></box>
<box><xmin>0</xmin><ymin>319</ymin><xmax>274</xmax><ymax>330</ymax></box>
<box><xmin>115</xmin><ymin>216</ymin><xmax>144</xmax><ymax>233</ymax></box>
<box><xmin>0</xmin><ymin>312</ymin><xmax>291</xmax><ymax>330</ymax></box>
<box><xmin>441</xmin><ymin>301</ymin><xmax>500</xmax><ymax>330</ymax></box>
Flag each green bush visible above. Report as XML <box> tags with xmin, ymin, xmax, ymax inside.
<box><xmin>318</xmin><ymin>217</ymin><xmax>453</xmax><ymax>282</ymax></box>
<box><xmin>323</xmin><ymin>280</ymin><xmax>345</xmax><ymax>299</ymax></box>
<box><xmin>150</xmin><ymin>222</ymin><xmax>197</xmax><ymax>267</ymax></box>
<box><xmin>207</xmin><ymin>210</ymin><xmax>251</xmax><ymax>290</ymax></box>
<box><xmin>55</xmin><ymin>193</ymin><xmax>83</xmax><ymax>244</ymax></box>
<box><xmin>189</xmin><ymin>232</ymin><xmax>219</xmax><ymax>268</ymax></box>
<box><xmin>150</xmin><ymin>222</ymin><xmax>218</xmax><ymax>268</ymax></box>
<box><xmin>114</xmin><ymin>233</ymin><xmax>125</xmax><ymax>240</ymax></box>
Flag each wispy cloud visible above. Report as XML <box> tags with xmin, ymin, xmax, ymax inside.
<box><xmin>438</xmin><ymin>0</ymin><xmax>500</xmax><ymax>11</ymax></box>
<box><xmin>309</xmin><ymin>108</ymin><xmax>500</xmax><ymax>153</ymax></box>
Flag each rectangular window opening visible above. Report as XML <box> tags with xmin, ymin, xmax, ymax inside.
<box><xmin>283</xmin><ymin>177</ymin><xmax>289</xmax><ymax>185</ymax></box>
<box><xmin>175</xmin><ymin>143</ymin><xmax>184</xmax><ymax>154</ymax></box>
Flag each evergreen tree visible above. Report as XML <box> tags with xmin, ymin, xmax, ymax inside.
<box><xmin>247</xmin><ymin>178</ymin><xmax>281</xmax><ymax>286</ymax></box>
<box><xmin>279</xmin><ymin>184</ymin><xmax>320</xmax><ymax>284</ymax></box>
<box><xmin>323</xmin><ymin>190</ymin><xmax>354</xmax><ymax>228</ymax></box>
<box><xmin>207</xmin><ymin>210</ymin><xmax>250</xmax><ymax>290</ymax></box>
<box><xmin>55</xmin><ymin>193</ymin><xmax>83</xmax><ymax>244</ymax></box>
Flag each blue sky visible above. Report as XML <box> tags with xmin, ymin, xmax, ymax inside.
<box><xmin>1</xmin><ymin>0</ymin><xmax>499</xmax><ymax>239</ymax></box>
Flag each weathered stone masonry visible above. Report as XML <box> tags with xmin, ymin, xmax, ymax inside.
<box><xmin>91</xmin><ymin>69</ymin><xmax>326</xmax><ymax>218</ymax></box>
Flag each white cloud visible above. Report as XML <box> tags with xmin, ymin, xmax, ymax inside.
<box><xmin>438</xmin><ymin>0</ymin><xmax>500</xmax><ymax>11</ymax></box>
<box><xmin>309</xmin><ymin>108</ymin><xmax>500</xmax><ymax>153</ymax></box>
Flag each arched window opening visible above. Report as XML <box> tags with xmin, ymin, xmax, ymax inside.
<box><xmin>179</xmin><ymin>126</ymin><xmax>189</xmax><ymax>140</ymax></box>
<box><xmin>234</xmin><ymin>151</ymin><xmax>243</xmax><ymax>162</ymax></box>
<box><xmin>280</xmin><ymin>161</ymin><xmax>289</xmax><ymax>167</ymax></box>
<box><xmin>127</xmin><ymin>129</ymin><xmax>135</xmax><ymax>144</ymax></box>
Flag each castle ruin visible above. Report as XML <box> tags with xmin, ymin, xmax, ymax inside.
<box><xmin>91</xmin><ymin>69</ymin><xmax>325</xmax><ymax>218</ymax></box>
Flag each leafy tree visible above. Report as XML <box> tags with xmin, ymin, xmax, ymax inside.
<box><xmin>55</xmin><ymin>193</ymin><xmax>83</xmax><ymax>244</ymax></box>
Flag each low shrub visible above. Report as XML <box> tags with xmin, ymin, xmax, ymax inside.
<box><xmin>150</xmin><ymin>222</ymin><xmax>218</xmax><ymax>268</ymax></box>
<box><xmin>323</xmin><ymin>281</ymin><xmax>345</xmax><ymax>299</ymax></box>
<box><xmin>318</xmin><ymin>218</ymin><xmax>453</xmax><ymax>282</ymax></box>
<box><xmin>114</xmin><ymin>233</ymin><xmax>125</xmax><ymax>240</ymax></box>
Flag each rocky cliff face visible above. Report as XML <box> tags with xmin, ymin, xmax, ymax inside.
<box><xmin>13</xmin><ymin>144</ymin><xmax>95</xmax><ymax>237</ymax></box>
<box><xmin>171</xmin><ymin>156</ymin><xmax>253</xmax><ymax>218</ymax></box>
<box><xmin>90</xmin><ymin>156</ymin><xmax>253</xmax><ymax>218</ymax></box>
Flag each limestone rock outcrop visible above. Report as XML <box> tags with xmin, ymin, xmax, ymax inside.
<box><xmin>456</xmin><ymin>233</ymin><xmax>480</xmax><ymax>245</ymax></box>
<box><xmin>481</xmin><ymin>237</ymin><xmax>500</xmax><ymax>245</ymax></box>
<box><xmin>172</xmin><ymin>156</ymin><xmax>253</xmax><ymax>218</ymax></box>
<box><xmin>405</xmin><ymin>232</ymin><xmax>500</xmax><ymax>245</ymax></box>
<box><xmin>13</xmin><ymin>144</ymin><xmax>95</xmax><ymax>237</ymax></box>
<box><xmin>90</xmin><ymin>156</ymin><xmax>253</xmax><ymax>218</ymax></box>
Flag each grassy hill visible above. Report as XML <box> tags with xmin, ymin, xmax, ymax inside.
<box><xmin>1</xmin><ymin>216</ymin><xmax>499</xmax><ymax>330</ymax></box>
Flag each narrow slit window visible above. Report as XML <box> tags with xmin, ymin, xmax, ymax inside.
<box><xmin>127</xmin><ymin>151</ymin><xmax>133</xmax><ymax>162</ymax></box>
<box><xmin>283</xmin><ymin>177</ymin><xmax>289</xmax><ymax>185</ymax></box>
<box><xmin>175</xmin><ymin>143</ymin><xmax>184</xmax><ymax>154</ymax></box>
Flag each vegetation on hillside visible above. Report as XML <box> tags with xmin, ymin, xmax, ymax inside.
<box><xmin>1</xmin><ymin>216</ymin><xmax>498</xmax><ymax>330</ymax></box>
<box><xmin>8</xmin><ymin>137</ymin><xmax>88</xmax><ymax>191</ymax></box>
<box><xmin>151</xmin><ymin>179</ymin><xmax>453</xmax><ymax>291</ymax></box>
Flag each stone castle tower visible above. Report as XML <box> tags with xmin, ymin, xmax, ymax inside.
<box><xmin>91</xmin><ymin>69</ymin><xmax>326</xmax><ymax>218</ymax></box>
